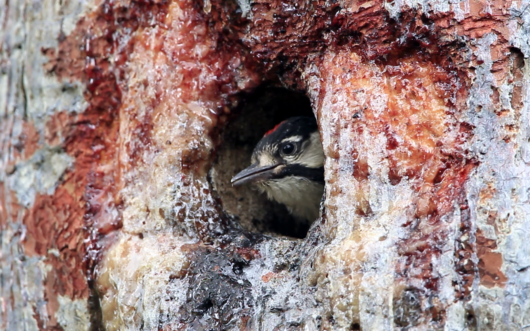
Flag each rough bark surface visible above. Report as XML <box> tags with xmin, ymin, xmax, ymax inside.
<box><xmin>1</xmin><ymin>0</ymin><xmax>530</xmax><ymax>330</ymax></box>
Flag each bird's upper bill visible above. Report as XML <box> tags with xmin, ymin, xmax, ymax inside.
<box><xmin>231</xmin><ymin>163</ymin><xmax>283</xmax><ymax>187</ymax></box>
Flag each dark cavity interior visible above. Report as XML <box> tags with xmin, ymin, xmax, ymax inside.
<box><xmin>210</xmin><ymin>87</ymin><xmax>318</xmax><ymax>238</ymax></box>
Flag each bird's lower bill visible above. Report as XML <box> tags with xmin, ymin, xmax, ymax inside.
<box><xmin>231</xmin><ymin>163</ymin><xmax>281</xmax><ymax>187</ymax></box>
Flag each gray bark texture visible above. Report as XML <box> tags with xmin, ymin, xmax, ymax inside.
<box><xmin>1</xmin><ymin>0</ymin><xmax>530</xmax><ymax>330</ymax></box>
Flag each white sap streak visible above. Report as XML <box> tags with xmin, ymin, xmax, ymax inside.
<box><xmin>384</xmin><ymin>0</ymin><xmax>469</xmax><ymax>21</ymax></box>
<box><xmin>465</xmin><ymin>14</ymin><xmax>530</xmax><ymax>326</ymax></box>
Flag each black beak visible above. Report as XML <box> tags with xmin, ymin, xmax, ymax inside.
<box><xmin>231</xmin><ymin>163</ymin><xmax>280</xmax><ymax>187</ymax></box>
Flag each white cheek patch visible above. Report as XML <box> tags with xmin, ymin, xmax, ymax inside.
<box><xmin>297</xmin><ymin>131</ymin><xmax>325</xmax><ymax>168</ymax></box>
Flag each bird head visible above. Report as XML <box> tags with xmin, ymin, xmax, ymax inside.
<box><xmin>231</xmin><ymin>116</ymin><xmax>325</xmax><ymax>221</ymax></box>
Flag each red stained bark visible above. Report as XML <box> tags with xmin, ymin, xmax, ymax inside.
<box><xmin>1</xmin><ymin>0</ymin><xmax>528</xmax><ymax>329</ymax></box>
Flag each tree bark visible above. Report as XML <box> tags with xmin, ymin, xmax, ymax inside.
<box><xmin>1</xmin><ymin>0</ymin><xmax>530</xmax><ymax>330</ymax></box>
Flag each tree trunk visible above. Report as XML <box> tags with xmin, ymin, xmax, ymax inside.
<box><xmin>1</xmin><ymin>0</ymin><xmax>529</xmax><ymax>330</ymax></box>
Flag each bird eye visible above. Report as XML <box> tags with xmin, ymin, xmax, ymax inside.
<box><xmin>281</xmin><ymin>143</ymin><xmax>295</xmax><ymax>155</ymax></box>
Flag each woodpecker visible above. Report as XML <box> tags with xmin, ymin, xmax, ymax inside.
<box><xmin>231</xmin><ymin>116</ymin><xmax>325</xmax><ymax>221</ymax></box>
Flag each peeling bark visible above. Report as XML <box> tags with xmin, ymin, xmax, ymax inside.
<box><xmin>1</xmin><ymin>0</ymin><xmax>530</xmax><ymax>330</ymax></box>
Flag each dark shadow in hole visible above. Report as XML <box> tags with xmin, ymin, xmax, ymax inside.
<box><xmin>210</xmin><ymin>86</ymin><xmax>317</xmax><ymax>238</ymax></box>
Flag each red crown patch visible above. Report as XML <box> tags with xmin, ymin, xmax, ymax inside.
<box><xmin>264</xmin><ymin>120</ymin><xmax>286</xmax><ymax>137</ymax></box>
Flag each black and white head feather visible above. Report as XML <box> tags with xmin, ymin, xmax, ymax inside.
<box><xmin>232</xmin><ymin>116</ymin><xmax>325</xmax><ymax>221</ymax></box>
